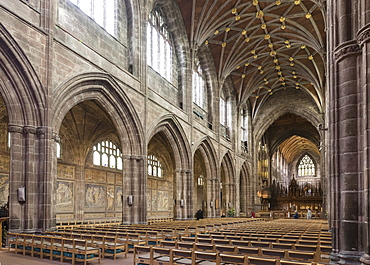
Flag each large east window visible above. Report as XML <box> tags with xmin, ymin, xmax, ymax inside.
<box><xmin>69</xmin><ymin>0</ymin><xmax>116</xmax><ymax>36</ymax></box>
<box><xmin>298</xmin><ymin>154</ymin><xmax>315</xmax><ymax>177</ymax></box>
<box><xmin>93</xmin><ymin>140</ymin><xmax>123</xmax><ymax>170</ymax></box>
<box><xmin>147</xmin><ymin>9</ymin><xmax>173</xmax><ymax>81</ymax></box>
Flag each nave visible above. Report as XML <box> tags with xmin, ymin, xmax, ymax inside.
<box><xmin>4</xmin><ymin>218</ymin><xmax>331</xmax><ymax>265</ymax></box>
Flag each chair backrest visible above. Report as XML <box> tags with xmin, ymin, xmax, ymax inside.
<box><xmin>177</xmin><ymin>241</ymin><xmax>195</xmax><ymax>250</ymax></box>
<box><xmin>248</xmin><ymin>256</ymin><xmax>278</xmax><ymax>265</ymax></box>
<box><xmin>219</xmin><ymin>253</ymin><xmax>248</xmax><ymax>265</ymax></box>
<box><xmin>194</xmin><ymin>251</ymin><xmax>219</xmax><ymax>264</ymax></box>
<box><xmin>195</xmin><ymin>243</ymin><xmax>215</xmax><ymax>252</ymax></box>
<box><xmin>215</xmin><ymin>244</ymin><xmax>237</xmax><ymax>254</ymax></box>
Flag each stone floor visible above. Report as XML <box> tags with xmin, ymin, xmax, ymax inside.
<box><xmin>0</xmin><ymin>249</ymin><xmax>135</xmax><ymax>265</ymax></box>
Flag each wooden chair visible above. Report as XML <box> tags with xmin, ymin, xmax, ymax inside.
<box><xmin>161</xmin><ymin>240</ymin><xmax>178</xmax><ymax>248</ymax></box>
<box><xmin>194</xmin><ymin>251</ymin><xmax>220</xmax><ymax>265</ymax></box>
<box><xmin>133</xmin><ymin>245</ymin><xmax>153</xmax><ymax>265</ymax></box>
<box><xmin>177</xmin><ymin>241</ymin><xmax>196</xmax><ymax>250</ymax></box>
<box><xmin>102</xmin><ymin>235</ymin><xmax>127</xmax><ymax>259</ymax></box>
<box><xmin>231</xmin><ymin>240</ymin><xmax>250</xmax><ymax>248</ymax></box>
<box><xmin>214</xmin><ymin>244</ymin><xmax>237</xmax><ymax>255</ymax></box>
<box><xmin>74</xmin><ymin>238</ymin><xmax>101</xmax><ymax>265</ymax></box>
<box><xmin>60</xmin><ymin>238</ymin><xmax>76</xmax><ymax>264</ymax></box>
<box><xmin>260</xmin><ymin>248</ymin><xmax>287</xmax><ymax>259</ymax></box>
<box><xmin>248</xmin><ymin>256</ymin><xmax>279</xmax><ymax>265</ymax></box>
<box><xmin>153</xmin><ymin>246</ymin><xmax>175</xmax><ymax>265</ymax></box>
<box><xmin>279</xmin><ymin>260</ymin><xmax>314</xmax><ymax>265</ymax></box>
<box><xmin>237</xmin><ymin>246</ymin><xmax>261</xmax><ymax>257</ymax></box>
<box><xmin>219</xmin><ymin>253</ymin><xmax>248</xmax><ymax>265</ymax></box>
<box><xmin>288</xmin><ymin>250</ymin><xmax>318</xmax><ymax>262</ymax></box>
<box><xmin>172</xmin><ymin>248</ymin><xmax>194</xmax><ymax>264</ymax></box>
<box><xmin>250</xmin><ymin>241</ymin><xmax>272</xmax><ymax>249</ymax></box>
<box><xmin>271</xmin><ymin>242</ymin><xmax>294</xmax><ymax>250</ymax></box>
<box><xmin>195</xmin><ymin>243</ymin><xmax>216</xmax><ymax>253</ymax></box>
<box><xmin>213</xmin><ymin>238</ymin><xmax>231</xmax><ymax>246</ymax></box>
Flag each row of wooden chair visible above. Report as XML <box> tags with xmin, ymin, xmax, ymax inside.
<box><xmin>44</xmin><ymin>231</ymin><xmax>128</xmax><ymax>259</ymax></box>
<box><xmin>134</xmin><ymin>245</ymin><xmax>329</xmax><ymax>265</ymax></box>
<box><xmin>162</xmin><ymin>238</ymin><xmax>331</xmax><ymax>256</ymax></box>
<box><xmin>159</xmin><ymin>240</ymin><xmax>329</xmax><ymax>263</ymax></box>
<box><xmin>7</xmin><ymin>232</ymin><xmax>101</xmax><ymax>265</ymax></box>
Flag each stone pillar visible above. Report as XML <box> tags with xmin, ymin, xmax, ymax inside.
<box><xmin>122</xmin><ymin>155</ymin><xmax>146</xmax><ymax>224</ymax></box>
<box><xmin>36</xmin><ymin>127</ymin><xmax>55</xmax><ymax>231</ymax></box>
<box><xmin>8</xmin><ymin>125</ymin><xmax>25</xmax><ymax>232</ymax></box>
<box><xmin>173</xmin><ymin>169</ymin><xmax>192</xmax><ymax>220</ymax></box>
<box><xmin>8</xmin><ymin>125</ymin><xmax>54</xmax><ymax>232</ymax></box>
<box><xmin>328</xmin><ymin>0</ymin><xmax>365</xmax><ymax>263</ymax></box>
<box><xmin>357</xmin><ymin>0</ymin><xmax>370</xmax><ymax>259</ymax></box>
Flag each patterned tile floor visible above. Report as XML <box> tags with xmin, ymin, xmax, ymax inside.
<box><xmin>0</xmin><ymin>249</ymin><xmax>135</xmax><ymax>265</ymax></box>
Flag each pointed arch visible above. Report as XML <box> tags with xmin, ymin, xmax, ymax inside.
<box><xmin>239</xmin><ymin>161</ymin><xmax>253</xmax><ymax>215</ymax></box>
<box><xmin>0</xmin><ymin>23</ymin><xmax>45</xmax><ymax>126</ymax></box>
<box><xmin>193</xmin><ymin>136</ymin><xmax>219</xmax><ymax>217</ymax></box>
<box><xmin>220</xmin><ymin>151</ymin><xmax>236</xmax><ymax>214</ymax></box>
<box><xmin>147</xmin><ymin>114</ymin><xmax>192</xmax><ymax>220</ymax></box>
<box><xmin>148</xmin><ymin>114</ymin><xmax>191</xmax><ymax>169</ymax></box>
<box><xmin>52</xmin><ymin>72</ymin><xmax>144</xmax><ymax>156</ymax></box>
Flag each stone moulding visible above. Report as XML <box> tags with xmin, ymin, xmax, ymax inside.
<box><xmin>357</xmin><ymin>24</ymin><xmax>370</xmax><ymax>47</ymax></box>
<box><xmin>334</xmin><ymin>40</ymin><xmax>361</xmax><ymax>62</ymax></box>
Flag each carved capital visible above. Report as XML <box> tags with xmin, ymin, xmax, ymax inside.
<box><xmin>334</xmin><ymin>40</ymin><xmax>361</xmax><ymax>62</ymax></box>
<box><xmin>357</xmin><ymin>24</ymin><xmax>370</xmax><ymax>47</ymax></box>
<box><xmin>8</xmin><ymin>124</ymin><xmax>24</xmax><ymax>134</ymax></box>
<box><xmin>23</xmin><ymin>126</ymin><xmax>37</xmax><ymax>135</ymax></box>
<box><xmin>36</xmin><ymin>127</ymin><xmax>47</xmax><ymax>136</ymax></box>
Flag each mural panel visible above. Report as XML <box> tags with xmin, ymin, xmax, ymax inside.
<box><xmin>56</xmin><ymin>181</ymin><xmax>74</xmax><ymax>212</ymax></box>
<box><xmin>107</xmin><ymin>185</ymin><xmax>115</xmax><ymax>211</ymax></box>
<box><xmin>0</xmin><ymin>174</ymin><xmax>9</xmax><ymax>206</ymax></box>
<box><xmin>85</xmin><ymin>184</ymin><xmax>106</xmax><ymax>210</ymax></box>
<box><xmin>116</xmin><ymin>187</ymin><xmax>122</xmax><ymax>208</ymax></box>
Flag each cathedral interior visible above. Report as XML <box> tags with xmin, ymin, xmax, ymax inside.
<box><xmin>0</xmin><ymin>0</ymin><xmax>369</xmax><ymax>264</ymax></box>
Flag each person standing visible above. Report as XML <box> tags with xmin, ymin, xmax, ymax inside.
<box><xmin>307</xmin><ymin>208</ymin><xmax>312</xmax><ymax>219</ymax></box>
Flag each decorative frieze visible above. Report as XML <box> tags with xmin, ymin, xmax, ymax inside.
<box><xmin>357</xmin><ymin>24</ymin><xmax>370</xmax><ymax>47</ymax></box>
<box><xmin>334</xmin><ymin>40</ymin><xmax>361</xmax><ymax>62</ymax></box>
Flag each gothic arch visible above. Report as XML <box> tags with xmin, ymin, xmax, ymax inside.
<box><xmin>193</xmin><ymin>137</ymin><xmax>219</xmax><ymax>217</ymax></box>
<box><xmin>0</xmin><ymin>23</ymin><xmax>44</xmax><ymax>126</ymax></box>
<box><xmin>220</xmin><ymin>151</ymin><xmax>236</xmax><ymax>214</ymax></box>
<box><xmin>239</xmin><ymin>161</ymin><xmax>254</xmax><ymax>216</ymax></box>
<box><xmin>52</xmin><ymin>72</ymin><xmax>144</xmax><ymax>156</ymax></box>
<box><xmin>254</xmin><ymin>106</ymin><xmax>322</xmax><ymax>145</ymax></box>
<box><xmin>147</xmin><ymin>114</ymin><xmax>191</xmax><ymax>220</ymax></box>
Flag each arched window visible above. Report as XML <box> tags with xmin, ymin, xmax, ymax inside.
<box><xmin>220</xmin><ymin>94</ymin><xmax>232</xmax><ymax>140</ymax></box>
<box><xmin>298</xmin><ymin>154</ymin><xmax>315</xmax><ymax>177</ymax></box>
<box><xmin>148</xmin><ymin>154</ymin><xmax>163</xmax><ymax>178</ymax></box>
<box><xmin>193</xmin><ymin>59</ymin><xmax>206</xmax><ymax>109</ymax></box>
<box><xmin>241</xmin><ymin>108</ymin><xmax>248</xmax><ymax>152</ymax></box>
<box><xmin>69</xmin><ymin>0</ymin><xmax>116</xmax><ymax>36</ymax></box>
<box><xmin>147</xmin><ymin>8</ymin><xmax>173</xmax><ymax>82</ymax></box>
<box><xmin>93</xmin><ymin>140</ymin><xmax>123</xmax><ymax>170</ymax></box>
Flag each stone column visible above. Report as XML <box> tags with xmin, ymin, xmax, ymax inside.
<box><xmin>8</xmin><ymin>125</ymin><xmax>25</xmax><ymax>232</ymax></box>
<box><xmin>329</xmin><ymin>0</ymin><xmax>364</xmax><ymax>263</ymax></box>
<box><xmin>122</xmin><ymin>155</ymin><xmax>146</xmax><ymax>224</ymax></box>
<box><xmin>173</xmin><ymin>169</ymin><xmax>193</xmax><ymax>220</ymax></box>
<box><xmin>36</xmin><ymin>127</ymin><xmax>55</xmax><ymax>231</ymax></box>
<box><xmin>357</xmin><ymin>0</ymin><xmax>370</xmax><ymax>259</ymax></box>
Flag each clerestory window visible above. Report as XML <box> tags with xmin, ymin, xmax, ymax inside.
<box><xmin>69</xmin><ymin>0</ymin><xmax>116</xmax><ymax>36</ymax></box>
<box><xmin>147</xmin><ymin>8</ymin><xmax>173</xmax><ymax>82</ymax></box>
<box><xmin>193</xmin><ymin>60</ymin><xmax>206</xmax><ymax>109</ymax></box>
